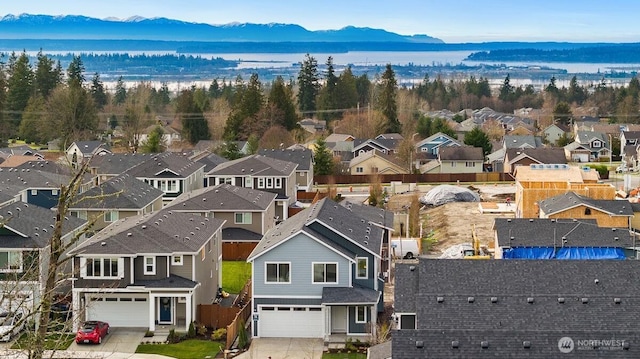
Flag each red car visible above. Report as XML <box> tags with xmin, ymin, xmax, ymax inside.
<box><xmin>76</xmin><ymin>321</ymin><xmax>110</xmax><ymax>344</ymax></box>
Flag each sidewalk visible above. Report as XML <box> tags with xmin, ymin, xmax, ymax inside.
<box><xmin>0</xmin><ymin>349</ymin><xmax>174</xmax><ymax>359</ymax></box>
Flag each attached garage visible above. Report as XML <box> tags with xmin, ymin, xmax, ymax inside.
<box><xmin>86</xmin><ymin>294</ymin><xmax>149</xmax><ymax>327</ymax></box>
<box><xmin>258</xmin><ymin>306</ymin><xmax>324</xmax><ymax>338</ymax></box>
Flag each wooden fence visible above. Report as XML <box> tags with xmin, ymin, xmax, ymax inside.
<box><xmin>222</xmin><ymin>242</ymin><xmax>257</xmax><ymax>261</ymax></box>
<box><xmin>225</xmin><ymin>300</ymin><xmax>252</xmax><ymax>350</ymax></box>
<box><xmin>313</xmin><ymin>172</ymin><xmax>514</xmax><ymax>185</ymax></box>
<box><xmin>197</xmin><ymin>304</ymin><xmax>240</xmax><ymax>329</ymax></box>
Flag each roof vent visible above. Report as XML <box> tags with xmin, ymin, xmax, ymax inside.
<box><xmin>558</xmin><ymin>297</ymin><xmax>565</xmax><ymax>304</ymax></box>
<box><xmin>364</xmin><ymin>240</ymin><xmax>368</xmax><ymax>245</ymax></box>
<box><xmin>623</xmin><ymin>341</ymin><xmax>630</xmax><ymax>350</ymax></box>
<box><xmin>523</xmin><ymin>341</ymin><xmax>531</xmax><ymax>349</ymax></box>
<box><xmin>415</xmin><ymin>340</ymin><xmax>424</xmax><ymax>349</ymax></box>
<box><xmin>101</xmin><ymin>242</ymin><xmax>106</xmax><ymax>246</ymax></box>
<box><xmin>510</xmin><ymin>236</ymin><xmax>515</xmax><ymax>241</ymax></box>
<box><xmin>528</xmin><ymin>219</ymin><xmax>533</xmax><ymax>222</ymax></box>
<box><xmin>437</xmin><ymin>296</ymin><xmax>444</xmax><ymax>303</ymax></box>
<box><xmin>142</xmin><ymin>225</ymin><xmax>147</xmax><ymax>229</ymax></box>
<box><xmin>490</xmin><ymin>297</ymin><xmax>498</xmax><ymax>303</ymax></box>
<box><xmin>481</xmin><ymin>341</ymin><xmax>489</xmax><ymax>349</ymax></box>
<box><xmin>507</xmin><ymin>218</ymin><xmax>511</xmax><ymax>222</ymax></box>
<box><xmin>468</xmin><ymin>296</ymin><xmax>475</xmax><ymax>303</ymax></box>
<box><xmin>451</xmin><ymin>340</ymin><xmax>459</xmax><ymax>349</ymax></box>
<box><xmin>127</xmin><ymin>233</ymin><xmax>132</xmax><ymax>237</ymax></box>
<box><xmin>612</xmin><ymin>228</ymin><xmax>617</xmax><ymax>232</ymax></box>
<box><xmin>581</xmin><ymin>297</ymin><xmax>589</xmax><ymax>304</ymax></box>
<box><xmin>527</xmin><ymin>297</ymin><xmax>534</xmax><ymax>304</ymax></box>
<box><xmin>614</xmin><ymin>298</ymin><xmax>622</xmax><ymax>304</ymax></box>
<box><xmin>409</xmin><ymin>265</ymin><xmax>416</xmax><ymax>272</ymax></box>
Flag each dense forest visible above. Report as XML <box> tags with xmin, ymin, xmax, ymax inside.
<box><xmin>467</xmin><ymin>45</ymin><xmax>640</xmax><ymax>64</ymax></box>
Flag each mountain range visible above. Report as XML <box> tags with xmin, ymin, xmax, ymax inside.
<box><xmin>0</xmin><ymin>13</ymin><xmax>443</xmax><ymax>43</ymax></box>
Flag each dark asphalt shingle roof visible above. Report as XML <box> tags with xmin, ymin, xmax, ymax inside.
<box><xmin>207</xmin><ymin>154</ymin><xmax>297</xmax><ymax>177</ymax></box>
<box><xmin>340</xmin><ymin>201</ymin><xmax>394</xmax><ymax>229</ymax></box>
<box><xmin>439</xmin><ymin>146</ymin><xmax>484</xmax><ymax>161</ymax></box>
<box><xmin>222</xmin><ymin>227</ymin><xmax>263</xmax><ymax>242</ymax></box>
<box><xmin>506</xmin><ymin>147</ymin><xmax>567</xmax><ymax>165</ymax></box>
<box><xmin>125</xmin><ymin>152</ymin><xmax>204</xmax><ymax>178</ymax></box>
<box><xmin>538</xmin><ymin>192</ymin><xmax>633</xmax><ymax>217</ymax></box>
<box><xmin>69</xmin><ymin>141</ymin><xmax>109</xmax><ymax>155</ymax></box>
<box><xmin>165</xmin><ymin>184</ymin><xmax>276</xmax><ymax>212</ymax></box>
<box><xmin>70</xmin><ymin>173</ymin><xmax>164</xmax><ymax>210</ymax></box>
<box><xmin>194</xmin><ymin>153</ymin><xmax>228</xmax><ymax>173</ymax></box>
<box><xmin>258</xmin><ymin>148</ymin><xmax>313</xmax><ymax>171</ymax></box>
<box><xmin>503</xmin><ymin>135</ymin><xmax>538</xmax><ymax>149</ymax></box>
<box><xmin>132</xmin><ymin>274</ymin><xmax>198</xmax><ymax>289</ymax></box>
<box><xmin>322</xmin><ymin>285</ymin><xmax>380</xmax><ymax>305</ymax></box>
<box><xmin>88</xmin><ymin>153</ymin><xmax>150</xmax><ymax>175</ymax></box>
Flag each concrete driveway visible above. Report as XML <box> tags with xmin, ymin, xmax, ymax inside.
<box><xmin>67</xmin><ymin>327</ymin><xmax>146</xmax><ymax>354</ymax></box>
<box><xmin>234</xmin><ymin>338</ymin><xmax>324</xmax><ymax>359</ymax></box>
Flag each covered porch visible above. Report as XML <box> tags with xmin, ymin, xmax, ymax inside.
<box><xmin>321</xmin><ymin>286</ymin><xmax>381</xmax><ymax>342</ymax></box>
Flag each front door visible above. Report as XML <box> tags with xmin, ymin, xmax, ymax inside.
<box><xmin>331</xmin><ymin>306</ymin><xmax>347</xmax><ymax>333</ymax></box>
<box><xmin>159</xmin><ymin>297</ymin><xmax>172</xmax><ymax>324</ymax></box>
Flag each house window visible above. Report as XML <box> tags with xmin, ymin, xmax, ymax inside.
<box><xmin>266</xmin><ymin>262</ymin><xmax>290</xmax><ymax>283</ymax></box>
<box><xmin>592</xmin><ymin>140</ymin><xmax>601</xmax><ymax>148</ymax></box>
<box><xmin>313</xmin><ymin>263</ymin><xmax>337</xmax><ymax>283</ymax></box>
<box><xmin>172</xmin><ymin>255</ymin><xmax>183</xmax><ymax>266</ymax></box>
<box><xmin>52</xmin><ymin>189</ymin><xmax>58</xmax><ymax>196</ymax></box>
<box><xmin>451</xmin><ymin>162</ymin><xmax>456</xmax><ymax>167</ymax></box>
<box><xmin>258</xmin><ymin>178</ymin><xmax>265</xmax><ymax>188</ymax></box>
<box><xmin>0</xmin><ymin>252</ymin><xmax>21</xmax><ymax>272</ymax></box>
<box><xmin>465</xmin><ymin>162</ymin><xmax>475</xmax><ymax>167</ymax></box>
<box><xmin>356</xmin><ymin>258</ymin><xmax>368</xmax><ymax>279</ymax></box>
<box><xmin>78</xmin><ymin>211</ymin><xmax>88</xmax><ymax>220</ymax></box>
<box><xmin>356</xmin><ymin>306</ymin><xmax>367</xmax><ymax>323</ymax></box>
<box><xmin>274</xmin><ymin>178</ymin><xmax>282</xmax><ymax>188</ymax></box>
<box><xmin>399</xmin><ymin>314</ymin><xmax>416</xmax><ymax>329</ymax></box>
<box><xmin>160</xmin><ymin>180</ymin><xmax>179</xmax><ymax>192</ymax></box>
<box><xmin>207</xmin><ymin>241</ymin><xmax>212</xmax><ymax>253</ymax></box>
<box><xmin>84</xmin><ymin>258</ymin><xmax>120</xmax><ymax>279</ymax></box>
<box><xmin>30</xmin><ymin>189</ymin><xmax>37</xmax><ymax>196</ymax></box>
<box><xmin>356</xmin><ymin>167</ymin><xmax>364</xmax><ymax>173</ymax></box>
<box><xmin>104</xmin><ymin>211</ymin><xmax>119</xmax><ymax>222</ymax></box>
<box><xmin>244</xmin><ymin>177</ymin><xmax>252</xmax><ymax>187</ymax></box>
<box><xmin>235</xmin><ymin>213</ymin><xmax>252</xmax><ymax>224</ymax></box>
<box><xmin>144</xmin><ymin>256</ymin><xmax>156</xmax><ymax>275</ymax></box>
<box><xmin>266</xmin><ymin>178</ymin><xmax>273</xmax><ymax>188</ymax></box>
<box><xmin>218</xmin><ymin>178</ymin><xmax>232</xmax><ymax>185</ymax></box>
<box><xmin>585</xmin><ymin>208</ymin><xmax>591</xmax><ymax>215</ymax></box>
<box><xmin>371</xmin><ymin>167</ymin><xmax>379</xmax><ymax>173</ymax></box>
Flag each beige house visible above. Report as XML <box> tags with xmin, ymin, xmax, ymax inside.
<box><xmin>349</xmin><ymin>150</ymin><xmax>408</xmax><ymax>175</ymax></box>
<box><xmin>422</xmin><ymin>146</ymin><xmax>484</xmax><ymax>174</ymax></box>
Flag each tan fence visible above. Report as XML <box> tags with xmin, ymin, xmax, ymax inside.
<box><xmin>314</xmin><ymin>172</ymin><xmax>514</xmax><ymax>185</ymax></box>
<box><xmin>222</xmin><ymin>242</ymin><xmax>257</xmax><ymax>261</ymax></box>
<box><xmin>225</xmin><ymin>300</ymin><xmax>252</xmax><ymax>350</ymax></box>
<box><xmin>197</xmin><ymin>304</ymin><xmax>240</xmax><ymax>329</ymax></box>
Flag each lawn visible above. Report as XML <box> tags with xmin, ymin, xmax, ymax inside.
<box><xmin>222</xmin><ymin>261</ymin><xmax>252</xmax><ymax>294</ymax></box>
<box><xmin>136</xmin><ymin>339</ymin><xmax>223</xmax><ymax>359</ymax></box>
<box><xmin>12</xmin><ymin>332</ymin><xmax>75</xmax><ymax>350</ymax></box>
<box><xmin>322</xmin><ymin>353</ymin><xmax>367</xmax><ymax>359</ymax></box>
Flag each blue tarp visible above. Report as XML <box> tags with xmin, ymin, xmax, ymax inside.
<box><xmin>503</xmin><ymin>247</ymin><xmax>626</xmax><ymax>260</ymax></box>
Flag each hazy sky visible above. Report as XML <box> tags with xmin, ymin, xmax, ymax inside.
<box><xmin>2</xmin><ymin>0</ymin><xmax>639</xmax><ymax>43</ymax></box>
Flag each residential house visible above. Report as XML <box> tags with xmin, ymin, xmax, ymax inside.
<box><xmin>298</xmin><ymin>118</ymin><xmax>327</xmax><ymax>134</ymax></box>
<box><xmin>352</xmin><ymin>138</ymin><xmax>400</xmax><ymax>158</ymax></box>
<box><xmin>514</xmin><ymin>164</ymin><xmax>613</xmax><ymax>218</ymax></box>
<box><xmin>503</xmin><ymin>148</ymin><xmax>567</xmax><ymax>174</ymax></box>
<box><xmin>542</xmin><ymin>123</ymin><xmax>570</xmax><ymax>144</ymax></box>
<box><xmin>375</xmin><ymin>133</ymin><xmax>404</xmax><ymax>141</ymax></box>
<box><xmin>259</xmin><ymin>147</ymin><xmax>314</xmax><ymax>191</ymax></box>
<box><xmin>538</xmin><ymin>191</ymin><xmax>632</xmax><ymax>227</ymax></box>
<box><xmin>565</xmin><ymin>131</ymin><xmax>610</xmax><ymax>162</ymax></box>
<box><xmin>502</xmin><ymin>135</ymin><xmax>541</xmax><ymax>150</ymax></box>
<box><xmin>622</xmin><ymin>145</ymin><xmax>639</xmax><ymax>170</ymax></box>
<box><xmin>0</xmin><ymin>155</ymin><xmax>44</xmax><ymax>168</ymax></box>
<box><xmin>392</xmin><ymin>260</ymin><xmax>640</xmax><ymax>358</ymax></box>
<box><xmin>70</xmin><ymin>210</ymin><xmax>225</xmax><ymax>332</ymax></box>
<box><xmin>247</xmin><ymin>198</ymin><xmax>385</xmax><ymax>340</ymax></box>
<box><xmin>0</xmin><ymin>201</ymin><xmax>87</xmax><ymax>313</ymax></box>
<box><xmin>0</xmin><ymin>165</ymin><xmax>73</xmax><ymax>209</ymax></box>
<box><xmin>68</xmin><ymin>174</ymin><xmax>164</xmax><ymax>233</ymax></box>
<box><xmin>421</xmin><ymin>146</ymin><xmax>484</xmax><ymax>174</ymax></box>
<box><xmin>493</xmin><ymin>218</ymin><xmax>634</xmax><ymax>259</ymax></box>
<box><xmin>190</xmin><ymin>152</ymin><xmax>228</xmax><ymax>185</ymax></box>
<box><xmin>0</xmin><ymin>145</ymin><xmax>44</xmax><ymax>160</ymax></box>
<box><xmin>206</xmin><ymin>155</ymin><xmax>297</xmax><ymax>221</ymax></box>
<box><xmin>322</xmin><ymin>134</ymin><xmax>356</xmax><ymax>167</ymax></box>
<box><xmin>415</xmin><ymin>132</ymin><xmax>461</xmax><ymax>158</ymax></box>
<box><xmin>124</xmin><ymin>152</ymin><xmax>205</xmax><ymax>205</ymax></box>
<box><xmin>137</xmin><ymin>123</ymin><xmax>182</xmax><ymax>148</ymax></box>
<box><xmin>164</xmin><ymin>184</ymin><xmax>278</xmax><ymax>260</ymax></box>
<box><xmin>66</xmin><ymin>141</ymin><xmax>111</xmax><ymax>168</ymax></box>
<box><xmin>88</xmin><ymin>153</ymin><xmax>150</xmax><ymax>185</ymax></box>
<box><xmin>349</xmin><ymin>150</ymin><xmax>408</xmax><ymax>175</ymax></box>
<box><xmin>621</xmin><ymin>131</ymin><xmax>640</xmax><ymax>155</ymax></box>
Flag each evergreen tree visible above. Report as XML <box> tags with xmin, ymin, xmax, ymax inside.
<box><xmin>217</xmin><ymin>139</ymin><xmax>243</xmax><ymax>160</ymax></box>
<box><xmin>355</xmin><ymin>74</ymin><xmax>371</xmax><ymax>107</ymax></box>
<box><xmin>313</xmin><ymin>137</ymin><xmax>334</xmax><ymax>175</ymax></box>
<box><xmin>246</xmin><ymin>133</ymin><xmax>259</xmax><ymax>154</ymax></box>
<box><xmin>66</xmin><ymin>55</ymin><xmax>85</xmax><ymax>87</ymax></box>
<box><xmin>317</xmin><ymin>56</ymin><xmax>339</xmax><ymax>121</ymax></box>
<box><xmin>297</xmin><ymin>54</ymin><xmax>319</xmax><ymax>113</ymax></box>
<box><xmin>225</xmin><ymin>73</ymin><xmax>263</xmax><ymax>139</ymax></box>
<box><xmin>6</xmin><ymin>52</ymin><xmax>34</xmax><ymax>129</ymax></box>
<box><xmin>553</xmin><ymin>101</ymin><xmax>573</xmax><ymax>125</ymax></box>
<box><xmin>34</xmin><ymin>50</ymin><xmax>62</xmax><ymax>98</ymax></box>
<box><xmin>176</xmin><ymin>89</ymin><xmax>211</xmax><ymax>144</ymax></box>
<box><xmin>208</xmin><ymin>78</ymin><xmax>222</xmax><ymax>98</ymax></box>
<box><xmin>89</xmin><ymin>73</ymin><xmax>108</xmax><ymax>109</ymax></box>
<box><xmin>335</xmin><ymin>66</ymin><xmax>359</xmax><ymax>110</ymax></box>
<box><xmin>376</xmin><ymin>64</ymin><xmax>401</xmax><ymax>133</ymax></box>
<box><xmin>498</xmin><ymin>74</ymin><xmax>515</xmax><ymax>102</ymax></box>
<box><xmin>113</xmin><ymin>76</ymin><xmax>127</xmax><ymax>105</ymax></box>
<box><xmin>268</xmin><ymin>76</ymin><xmax>298</xmax><ymax>130</ymax></box>
<box><xmin>18</xmin><ymin>95</ymin><xmax>46</xmax><ymax>144</ymax></box>
<box><xmin>463</xmin><ymin>127</ymin><xmax>492</xmax><ymax>156</ymax></box>
<box><xmin>140</xmin><ymin>125</ymin><xmax>165</xmax><ymax>153</ymax></box>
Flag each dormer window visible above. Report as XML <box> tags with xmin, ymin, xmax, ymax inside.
<box><xmin>592</xmin><ymin>140</ymin><xmax>601</xmax><ymax>148</ymax></box>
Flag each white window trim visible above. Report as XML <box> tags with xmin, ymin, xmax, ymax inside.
<box><xmin>80</xmin><ymin>257</ymin><xmax>124</xmax><ymax>279</ymax></box>
<box><xmin>274</xmin><ymin>177</ymin><xmax>282</xmax><ymax>188</ymax></box>
<box><xmin>257</xmin><ymin>178</ymin><xmax>265</xmax><ymax>188</ymax></box>
<box><xmin>356</xmin><ymin>167</ymin><xmax>363</xmax><ymax>173</ymax></box>
<box><xmin>144</xmin><ymin>256</ymin><xmax>156</xmax><ymax>275</ymax></box>
<box><xmin>312</xmin><ymin>262</ymin><xmax>338</xmax><ymax>284</ymax></box>
<box><xmin>0</xmin><ymin>251</ymin><xmax>22</xmax><ymax>273</ymax></box>
<box><xmin>30</xmin><ymin>189</ymin><xmax>37</xmax><ymax>195</ymax></box>
<box><xmin>266</xmin><ymin>177</ymin><xmax>273</xmax><ymax>188</ymax></box>
<box><xmin>104</xmin><ymin>211</ymin><xmax>119</xmax><ymax>223</ymax></box>
<box><xmin>51</xmin><ymin>189</ymin><xmax>58</xmax><ymax>195</ymax></box>
<box><xmin>264</xmin><ymin>262</ymin><xmax>291</xmax><ymax>284</ymax></box>
<box><xmin>355</xmin><ymin>306</ymin><xmax>367</xmax><ymax>323</ymax></box>
<box><xmin>234</xmin><ymin>212</ymin><xmax>252</xmax><ymax>225</ymax></box>
<box><xmin>398</xmin><ymin>313</ymin><xmax>417</xmax><ymax>329</ymax></box>
<box><xmin>171</xmin><ymin>255</ymin><xmax>183</xmax><ymax>266</ymax></box>
<box><xmin>356</xmin><ymin>257</ymin><xmax>368</xmax><ymax>279</ymax></box>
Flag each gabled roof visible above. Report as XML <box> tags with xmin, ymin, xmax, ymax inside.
<box><xmin>247</xmin><ymin>198</ymin><xmax>384</xmax><ymax>261</ymax></box>
<box><xmin>71</xmin><ymin>209</ymin><xmax>225</xmax><ymax>256</ymax></box>
<box><xmin>576</xmin><ymin>131</ymin><xmax>608</xmax><ymax>149</ymax></box>
<box><xmin>193</xmin><ymin>152</ymin><xmax>228</xmax><ymax>173</ymax></box>
<box><xmin>0</xmin><ymin>201</ymin><xmax>87</xmax><ymax>248</ymax></box>
<box><xmin>506</xmin><ymin>148</ymin><xmax>567</xmax><ymax>165</ymax></box>
<box><xmin>349</xmin><ymin>150</ymin><xmax>407</xmax><ymax>171</ymax></box>
<box><xmin>623</xmin><ymin>144</ymin><xmax>638</xmax><ymax>158</ymax></box>
<box><xmin>0</xmin><ymin>155</ymin><xmax>43</xmax><ymax>168</ymax></box>
<box><xmin>258</xmin><ymin>148</ymin><xmax>313</xmax><ymax>171</ymax></box>
<box><xmin>70</xmin><ymin>173</ymin><xmax>164</xmax><ymax>210</ymax></box>
<box><xmin>415</xmin><ymin>132</ymin><xmax>460</xmax><ymax>149</ymax></box>
<box><xmin>543</xmin><ymin>123</ymin><xmax>570</xmax><ymax>133</ymax></box>
<box><xmin>503</xmin><ymin>135</ymin><xmax>539</xmax><ymax>149</ymax></box>
<box><xmin>538</xmin><ymin>192</ymin><xmax>632</xmax><ymax>217</ymax></box>
<box><xmin>68</xmin><ymin>141</ymin><xmax>110</xmax><ymax>155</ymax></box>
<box><xmin>353</xmin><ymin>138</ymin><xmax>399</xmax><ymax>152</ymax></box>
<box><xmin>89</xmin><ymin>153</ymin><xmax>156</xmax><ymax>176</ymax></box>
<box><xmin>375</xmin><ymin>133</ymin><xmax>404</xmax><ymax>140</ymax></box>
<box><xmin>0</xmin><ymin>145</ymin><xmax>42</xmax><ymax>158</ymax></box>
<box><xmin>340</xmin><ymin>201</ymin><xmax>394</xmax><ymax>230</ymax></box>
<box><xmin>207</xmin><ymin>154</ymin><xmax>297</xmax><ymax>177</ymax></box>
<box><xmin>0</xmin><ymin>167</ymin><xmax>72</xmax><ymax>198</ymax></box>
<box><xmin>439</xmin><ymin>146</ymin><xmax>483</xmax><ymax>161</ymax></box>
<box><xmin>125</xmin><ymin>152</ymin><xmax>205</xmax><ymax>178</ymax></box>
<box><xmin>622</xmin><ymin>130</ymin><xmax>640</xmax><ymax>141</ymax></box>
<box><xmin>165</xmin><ymin>184</ymin><xmax>277</xmax><ymax>212</ymax></box>
<box><xmin>324</xmin><ymin>133</ymin><xmax>355</xmax><ymax>142</ymax></box>
<box><xmin>493</xmin><ymin>218</ymin><xmax>633</xmax><ymax>247</ymax></box>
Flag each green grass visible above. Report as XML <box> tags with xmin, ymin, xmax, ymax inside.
<box><xmin>222</xmin><ymin>261</ymin><xmax>252</xmax><ymax>294</ymax></box>
<box><xmin>322</xmin><ymin>353</ymin><xmax>367</xmax><ymax>359</ymax></box>
<box><xmin>136</xmin><ymin>339</ymin><xmax>223</xmax><ymax>359</ymax></box>
<box><xmin>11</xmin><ymin>332</ymin><xmax>75</xmax><ymax>350</ymax></box>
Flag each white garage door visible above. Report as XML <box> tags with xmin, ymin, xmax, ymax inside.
<box><xmin>259</xmin><ymin>306</ymin><xmax>324</xmax><ymax>338</ymax></box>
<box><xmin>86</xmin><ymin>294</ymin><xmax>149</xmax><ymax>327</ymax></box>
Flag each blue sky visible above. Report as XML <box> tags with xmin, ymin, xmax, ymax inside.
<box><xmin>2</xmin><ymin>0</ymin><xmax>639</xmax><ymax>42</ymax></box>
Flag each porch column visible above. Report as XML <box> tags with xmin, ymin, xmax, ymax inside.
<box><xmin>185</xmin><ymin>294</ymin><xmax>192</xmax><ymax>332</ymax></box>
<box><xmin>370</xmin><ymin>306</ymin><xmax>377</xmax><ymax>340</ymax></box>
<box><xmin>149</xmin><ymin>294</ymin><xmax>156</xmax><ymax>332</ymax></box>
<box><xmin>71</xmin><ymin>292</ymin><xmax>80</xmax><ymax>332</ymax></box>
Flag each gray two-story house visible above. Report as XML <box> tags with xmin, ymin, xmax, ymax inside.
<box><xmin>258</xmin><ymin>147</ymin><xmax>314</xmax><ymax>192</ymax></box>
<box><xmin>70</xmin><ymin>210</ymin><xmax>225</xmax><ymax>332</ymax></box>
<box><xmin>206</xmin><ymin>155</ymin><xmax>297</xmax><ymax>221</ymax></box>
<box><xmin>247</xmin><ymin>198</ymin><xmax>385</xmax><ymax>340</ymax></box>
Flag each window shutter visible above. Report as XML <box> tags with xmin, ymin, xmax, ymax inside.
<box><xmin>118</xmin><ymin>258</ymin><xmax>125</xmax><ymax>279</ymax></box>
<box><xmin>79</xmin><ymin>258</ymin><xmax>87</xmax><ymax>278</ymax></box>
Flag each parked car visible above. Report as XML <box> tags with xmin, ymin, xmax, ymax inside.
<box><xmin>391</xmin><ymin>238</ymin><xmax>420</xmax><ymax>259</ymax></box>
<box><xmin>616</xmin><ymin>164</ymin><xmax>629</xmax><ymax>173</ymax></box>
<box><xmin>76</xmin><ymin>321</ymin><xmax>110</xmax><ymax>344</ymax></box>
<box><xmin>0</xmin><ymin>311</ymin><xmax>25</xmax><ymax>342</ymax></box>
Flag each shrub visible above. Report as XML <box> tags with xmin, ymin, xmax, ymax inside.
<box><xmin>237</xmin><ymin>319</ymin><xmax>248</xmax><ymax>349</ymax></box>
<box><xmin>345</xmin><ymin>338</ymin><xmax>357</xmax><ymax>351</ymax></box>
<box><xmin>144</xmin><ymin>330</ymin><xmax>154</xmax><ymax>338</ymax></box>
<box><xmin>197</xmin><ymin>324</ymin><xmax>208</xmax><ymax>337</ymax></box>
<box><xmin>188</xmin><ymin>322</ymin><xmax>196</xmax><ymax>338</ymax></box>
<box><xmin>211</xmin><ymin>328</ymin><xmax>227</xmax><ymax>341</ymax></box>
<box><xmin>167</xmin><ymin>329</ymin><xmax>179</xmax><ymax>344</ymax></box>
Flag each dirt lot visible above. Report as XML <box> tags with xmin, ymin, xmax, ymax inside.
<box><xmin>387</xmin><ymin>184</ymin><xmax>516</xmax><ymax>254</ymax></box>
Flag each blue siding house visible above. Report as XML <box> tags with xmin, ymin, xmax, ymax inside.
<box><xmin>247</xmin><ymin>198</ymin><xmax>390</xmax><ymax>341</ymax></box>
<box><xmin>415</xmin><ymin>132</ymin><xmax>460</xmax><ymax>156</ymax></box>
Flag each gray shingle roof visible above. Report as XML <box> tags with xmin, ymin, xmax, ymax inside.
<box><xmin>207</xmin><ymin>154</ymin><xmax>297</xmax><ymax>177</ymax></box>
<box><xmin>70</xmin><ymin>173</ymin><xmax>164</xmax><ymax>210</ymax></box>
<box><xmin>124</xmin><ymin>152</ymin><xmax>204</xmax><ymax>178</ymax></box>
<box><xmin>72</xmin><ymin>209</ymin><xmax>225</xmax><ymax>255</ymax></box>
<box><xmin>439</xmin><ymin>146</ymin><xmax>484</xmax><ymax>161</ymax></box>
<box><xmin>132</xmin><ymin>274</ymin><xmax>198</xmax><ymax>289</ymax></box>
<box><xmin>538</xmin><ymin>192</ymin><xmax>633</xmax><ymax>217</ymax></box>
<box><xmin>322</xmin><ymin>285</ymin><xmax>380</xmax><ymax>305</ymax></box>
<box><xmin>69</xmin><ymin>141</ymin><xmax>108</xmax><ymax>155</ymax></box>
<box><xmin>165</xmin><ymin>184</ymin><xmax>276</xmax><ymax>212</ymax></box>
<box><xmin>89</xmin><ymin>153</ymin><xmax>151</xmax><ymax>175</ymax></box>
<box><xmin>393</xmin><ymin>260</ymin><xmax>640</xmax><ymax>358</ymax></box>
<box><xmin>503</xmin><ymin>135</ymin><xmax>538</xmax><ymax>149</ymax></box>
<box><xmin>340</xmin><ymin>201</ymin><xmax>394</xmax><ymax>230</ymax></box>
<box><xmin>506</xmin><ymin>147</ymin><xmax>567</xmax><ymax>165</ymax></box>
<box><xmin>248</xmin><ymin>198</ymin><xmax>384</xmax><ymax>261</ymax></box>
<box><xmin>194</xmin><ymin>153</ymin><xmax>228</xmax><ymax>173</ymax></box>
<box><xmin>258</xmin><ymin>148</ymin><xmax>313</xmax><ymax>171</ymax></box>
<box><xmin>494</xmin><ymin>218</ymin><xmax>633</xmax><ymax>247</ymax></box>
<box><xmin>0</xmin><ymin>201</ymin><xmax>87</xmax><ymax>248</ymax></box>
<box><xmin>222</xmin><ymin>227</ymin><xmax>262</xmax><ymax>242</ymax></box>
